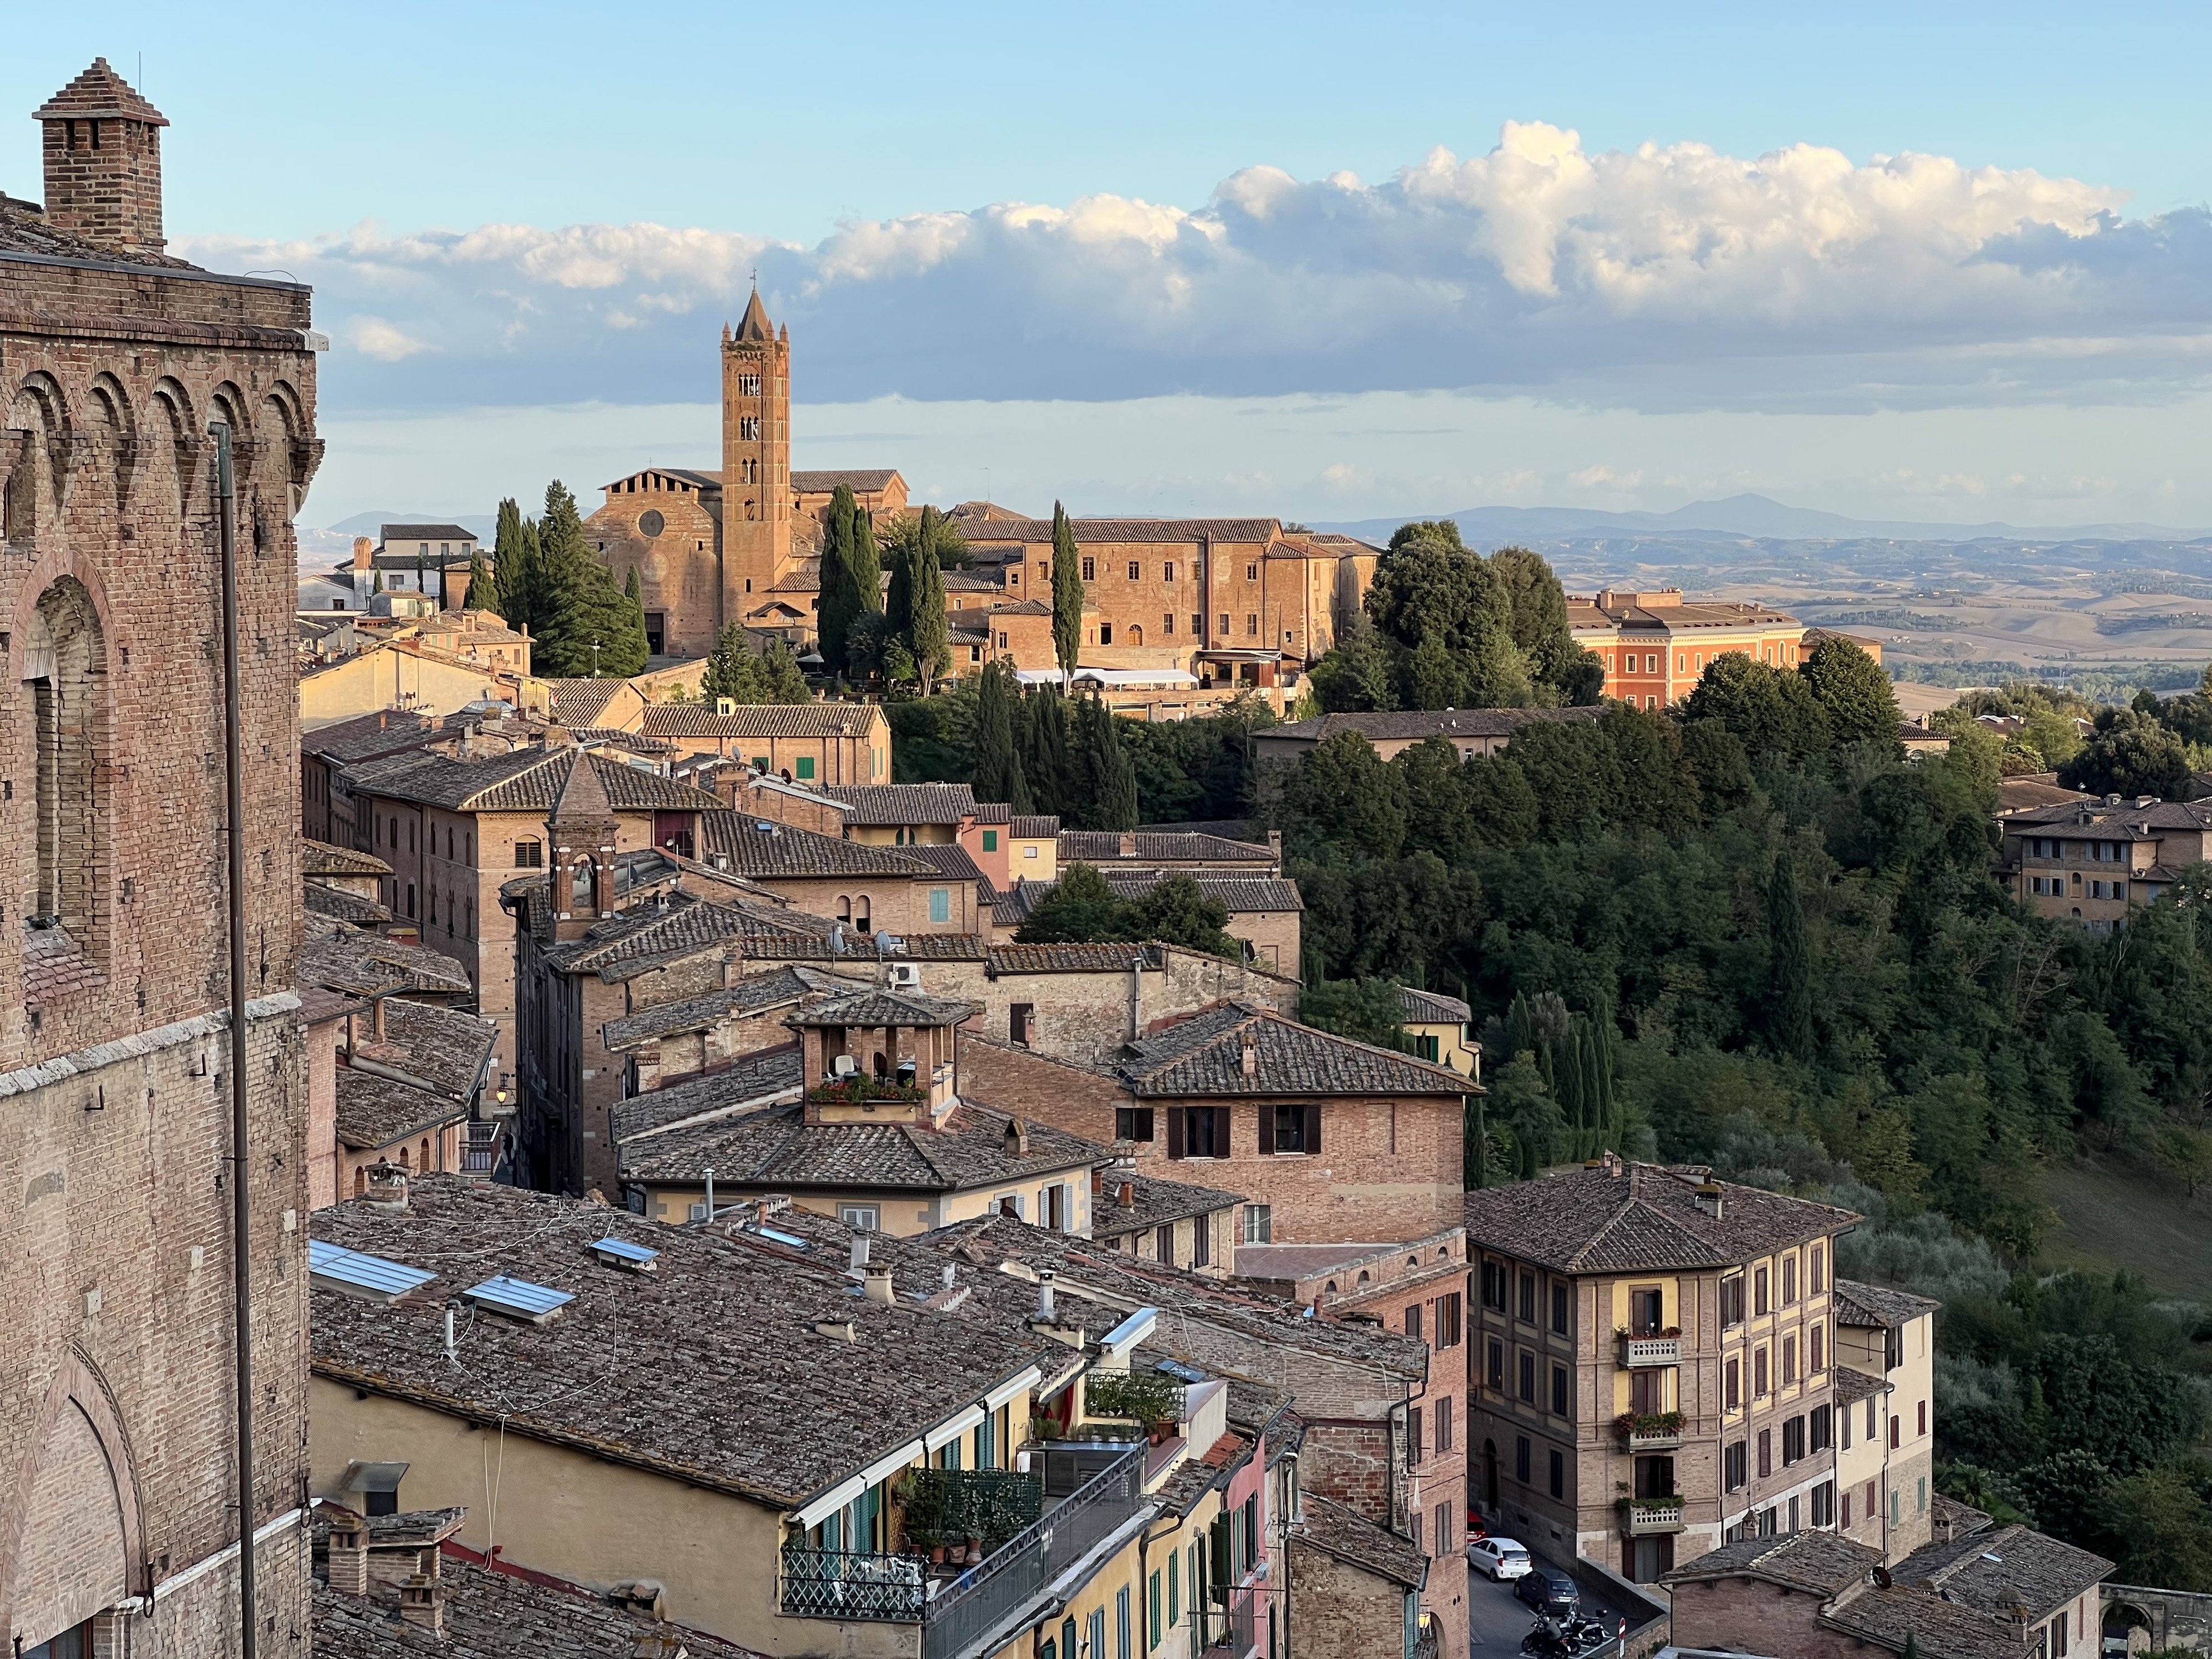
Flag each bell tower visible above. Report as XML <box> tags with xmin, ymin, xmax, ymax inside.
<box><xmin>719</xmin><ymin>288</ymin><xmax>791</xmax><ymax>634</ymax></box>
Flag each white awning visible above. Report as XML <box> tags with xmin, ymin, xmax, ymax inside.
<box><xmin>926</xmin><ymin>1404</ymin><xmax>986</xmax><ymax>1452</ymax></box>
<box><xmin>984</xmin><ymin>1364</ymin><xmax>1042</xmax><ymax>1412</ymax></box>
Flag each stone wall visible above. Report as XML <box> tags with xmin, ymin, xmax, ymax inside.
<box><xmin>1286</xmin><ymin>1536</ymin><xmax>1411</xmax><ymax>1659</ymax></box>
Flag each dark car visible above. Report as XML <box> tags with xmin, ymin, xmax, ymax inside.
<box><xmin>1514</xmin><ymin>1564</ymin><xmax>1579</xmax><ymax>1618</ymax></box>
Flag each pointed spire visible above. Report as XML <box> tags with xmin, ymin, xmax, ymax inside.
<box><xmin>734</xmin><ymin>287</ymin><xmax>775</xmax><ymax>344</ymax></box>
<box><xmin>547</xmin><ymin>748</ymin><xmax>616</xmax><ymax>828</ymax></box>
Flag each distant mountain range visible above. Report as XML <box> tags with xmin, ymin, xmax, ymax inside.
<box><xmin>1310</xmin><ymin>494</ymin><xmax>2212</xmax><ymax>546</ymax></box>
<box><xmin>315</xmin><ymin>509</ymin><xmax>499</xmax><ymax>540</ymax></box>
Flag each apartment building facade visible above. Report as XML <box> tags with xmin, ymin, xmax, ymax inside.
<box><xmin>1462</xmin><ymin>1159</ymin><xmax>1858</xmax><ymax>1583</ymax></box>
<box><xmin>1832</xmin><ymin>1279</ymin><xmax>1939</xmax><ymax>1561</ymax></box>
<box><xmin>1996</xmin><ymin>792</ymin><xmax>2212</xmax><ymax>931</ymax></box>
<box><xmin>1568</xmin><ymin>589</ymin><xmax>1831</xmax><ymax>709</ymax></box>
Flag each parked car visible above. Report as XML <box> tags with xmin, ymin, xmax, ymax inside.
<box><xmin>1466</xmin><ymin>1505</ymin><xmax>1491</xmax><ymax>1542</ymax></box>
<box><xmin>1514</xmin><ymin>1564</ymin><xmax>1579</xmax><ymax>1618</ymax></box>
<box><xmin>1469</xmin><ymin>1536</ymin><xmax>1532</xmax><ymax>1580</ymax></box>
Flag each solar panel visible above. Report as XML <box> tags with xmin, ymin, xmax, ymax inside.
<box><xmin>1155</xmin><ymin>1358</ymin><xmax>1206</xmax><ymax>1384</ymax></box>
<box><xmin>758</xmin><ymin>1227</ymin><xmax>808</xmax><ymax>1248</ymax></box>
<box><xmin>462</xmin><ymin>1275</ymin><xmax>576</xmax><ymax>1323</ymax></box>
<box><xmin>589</xmin><ymin>1237</ymin><xmax>659</xmax><ymax>1270</ymax></box>
<box><xmin>310</xmin><ymin>1240</ymin><xmax>437</xmax><ymax>1303</ymax></box>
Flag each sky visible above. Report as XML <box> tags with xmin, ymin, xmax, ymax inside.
<box><xmin>11</xmin><ymin>2</ymin><xmax>2212</xmax><ymax>531</ymax></box>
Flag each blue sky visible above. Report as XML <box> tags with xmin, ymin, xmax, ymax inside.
<box><xmin>11</xmin><ymin>2</ymin><xmax>2212</xmax><ymax>530</ymax></box>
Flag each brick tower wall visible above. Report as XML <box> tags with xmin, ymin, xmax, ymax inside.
<box><xmin>719</xmin><ymin>317</ymin><xmax>792</xmax><ymax>631</ymax></box>
<box><xmin>0</xmin><ymin>243</ymin><xmax>321</xmax><ymax>1655</ymax></box>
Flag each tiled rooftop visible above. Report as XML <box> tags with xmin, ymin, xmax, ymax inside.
<box><xmin>1462</xmin><ymin>1161</ymin><xmax>1859</xmax><ymax>1274</ymax></box>
<box><xmin>301</xmin><ymin>713</ymin><xmax>442</xmax><ymax>765</ymax></box>
<box><xmin>821</xmin><ymin>782</ymin><xmax>978</xmax><ymax>825</ymax></box>
<box><xmin>784</xmin><ymin>987</ymin><xmax>977</xmax><ymax>1029</ymax></box>
<box><xmin>306</xmin><ymin>839</ymin><xmax>394</xmax><ymax>877</ymax></box>
<box><xmin>335</xmin><ymin>1069</ymin><xmax>468</xmax><ymax>1154</ymax></box>
<box><xmin>1664</xmin><ymin>1530</ymin><xmax>1879</xmax><ymax>1596</ymax></box>
<box><xmin>1090</xmin><ymin>1172</ymin><xmax>1249</xmax><ymax>1239</ymax></box>
<box><xmin>1398</xmin><ymin>985</ymin><xmax>1471</xmax><ymax>1024</ymax></box>
<box><xmin>312</xmin><ymin>1550</ymin><xmax>768</xmax><ymax>1658</ymax></box>
<box><xmin>538</xmin><ymin>892</ymin><xmax>827</xmax><ymax>983</ymax></box>
<box><xmin>987</xmin><ymin>942</ymin><xmax>1157</xmax><ymax>974</ymax></box>
<box><xmin>1118</xmin><ymin>1002</ymin><xmax>1466</xmax><ymax>1099</ymax></box>
<box><xmin>310</xmin><ymin>1178</ymin><xmax>1062</xmax><ymax>1506</ymax></box>
<box><xmin>1293</xmin><ymin>1493</ymin><xmax>1427</xmax><ymax>1589</ymax></box>
<box><xmin>347</xmin><ymin>998</ymin><xmax>498</xmax><ymax>1101</ymax></box>
<box><xmin>299</xmin><ymin>920</ymin><xmax>473</xmax><ymax>999</ymax></box>
<box><xmin>961</xmin><ymin>517</ymin><xmax>1284</xmax><ymax>545</ymax></box>
<box><xmin>1832</xmin><ymin>1277</ymin><xmax>1943</xmax><ymax>1328</ymax></box>
<box><xmin>1059</xmin><ymin>831</ymin><xmax>1276</xmax><ymax>865</ymax></box>
<box><xmin>700</xmin><ymin>815</ymin><xmax>937</xmax><ymax>877</ymax></box>
<box><xmin>619</xmin><ymin>1099</ymin><xmax>1105</xmax><ymax>1193</ymax></box>
<box><xmin>607</xmin><ymin>1045</ymin><xmax>806</xmax><ymax>1142</ymax></box>
<box><xmin>599</xmin><ymin>967</ymin><xmax>864</xmax><ymax>1052</ymax></box>
<box><xmin>639</xmin><ymin>704</ymin><xmax>881</xmax><ymax>739</ymax></box>
<box><xmin>352</xmin><ymin>747</ymin><xmax>723</xmax><ymax>816</ymax></box>
<box><xmin>307</xmin><ymin>884</ymin><xmax>395</xmax><ymax>926</ymax></box>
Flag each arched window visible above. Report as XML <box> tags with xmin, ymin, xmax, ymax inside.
<box><xmin>570</xmin><ymin>862</ymin><xmax>594</xmax><ymax>910</ymax></box>
<box><xmin>24</xmin><ymin>578</ymin><xmax>106</xmax><ymax>947</ymax></box>
<box><xmin>855</xmin><ymin>898</ymin><xmax>872</xmax><ymax>931</ymax></box>
<box><xmin>836</xmin><ymin>895</ymin><xmax>852</xmax><ymax>923</ymax></box>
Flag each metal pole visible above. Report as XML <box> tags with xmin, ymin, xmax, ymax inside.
<box><xmin>211</xmin><ymin>421</ymin><xmax>258</xmax><ymax>1659</ymax></box>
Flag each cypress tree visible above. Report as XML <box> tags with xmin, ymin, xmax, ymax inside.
<box><xmin>459</xmin><ymin>550</ymin><xmax>493</xmax><ymax>612</ymax></box>
<box><xmin>1025</xmin><ymin>687</ymin><xmax>1073</xmax><ymax>819</ymax></box>
<box><xmin>1050</xmin><ymin>500</ymin><xmax>1083</xmax><ymax>682</ymax></box>
<box><xmin>973</xmin><ymin>661</ymin><xmax>1031</xmax><ymax>810</ymax></box>
<box><xmin>702</xmin><ymin>623</ymin><xmax>756</xmax><ymax>703</ymax></box>
<box><xmin>1768</xmin><ymin>852</ymin><xmax>1814</xmax><ymax>1062</ymax></box>
<box><xmin>908</xmin><ymin>507</ymin><xmax>952</xmax><ymax>696</ymax></box>
<box><xmin>492</xmin><ymin>498</ymin><xmax>540</xmax><ymax>634</ymax></box>
<box><xmin>848</xmin><ymin>497</ymin><xmax>882</xmax><ymax>631</ymax></box>
<box><xmin>761</xmin><ymin>638</ymin><xmax>810</xmax><ymax>702</ymax></box>
<box><xmin>817</xmin><ymin>484</ymin><xmax>858</xmax><ymax>676</ymax></box>
<box><xmin>416</xmin><ymin>548</ymin><xmax>428</xmax><ymax>603</ymax></box>
<box><xmin>1089</xmin><ymin>695</ymin><xmax>1139</xmax><ymax>830</ymax></box>
<box><xmin>538</xmin><ymin>481</ymin><xmax>648</xmax><ymax>678</ymax></box>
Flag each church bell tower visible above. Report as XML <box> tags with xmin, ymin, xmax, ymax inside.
<box><xmin>719</xmin><ymin>289</ymin><xmax>792</xmax><ymax>633</ymax></box>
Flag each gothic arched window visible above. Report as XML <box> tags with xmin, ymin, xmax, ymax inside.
<box><xmin>24</xmin><ymin>577</ymin><xmax>106</xmax><ymax>947</ymax></box>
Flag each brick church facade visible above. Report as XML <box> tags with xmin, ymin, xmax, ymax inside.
<box><xmin>2</xmin><ymin>62</ymin><xmax>319</xmax><ymax>1657</ymax></box>
<box><xmin>582</xmin><ymin>293</ymin><xmax>909</xmax><ymax>657</ymax></box>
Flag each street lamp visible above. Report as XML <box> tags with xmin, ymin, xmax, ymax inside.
<box><xmin>590</xmin><ymin>637</ymin><xmax>603</xmax><ymax>677</ymax></box>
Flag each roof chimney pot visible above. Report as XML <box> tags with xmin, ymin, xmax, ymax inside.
<box><xmin>1037</xmin><ymin>1270</ymin><xmax>1057</xmax><ymax>1323</ymax></box>
<box><xmin>864</xmin><ymin>1265</ymin><xmax>894</xmax><ymax>1306</ymax></box>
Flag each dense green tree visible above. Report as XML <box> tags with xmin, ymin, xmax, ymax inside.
<box><xmin>2059</xmin><ymin>707</ymin><xmax>2191</xmax><ymax>799</ymax></box>
<box><xmin>1767</xmin><ymin>853</ymin><xmax>1813</xmax><ymax>1061</ymax></box>
<box><xmin>1119</xmin><ymin>873</ymin><xmax>1239</xmax><ymax>958</ymax></box>
<box><xmin>702</xmin><ymin>625</ymin><xmax>809</xmax><ymax>705</ymax></box>
<box><xmin>1801</xmin><ymin>637</ymin><xmax>1902</xmax><ymax>749</ymax></box>
<box><xmin>535</xmin><ymin>481</ymin><xmax>648</xmax><ymax>678</ymax></box>
<box><xmin>1395</xmin><ymin>737</ymin><xmax>1477</xmax><ymax>860</ymax></box>
<box><xmin>1282</xmin><ymin>730</ymin><xmax>1408</xmax><ymax>860</ymax></box>
<box><xmin>1488</xmin><ymin>545</ymin><xmax>1579</xmax><ymax>686</ymax></box>
<box><xmin>1076</xmin><ymin>693</ymin><xmax>1139</xmax><ymax>831</ymax></box>
<box><xmin>1388</xmin><ymin>519</ymin><xmax>1467</xmax><ymax>551</ymax></box>
<box><xmin>1680</xmin><ymin>653</ymin><xmax>1832</xmax><ymax>759</ymax></box>
<box><xmin>848</xmin><ymin>496</ymin><xmax>882</xmax><ymax>637</ymax></box>
<box><xmin>1298</xmin><ymin>977</ymin><xmax>1411</xmax><ymax>1050</ymax></box>
<box><xmin>2097</xmin><ymin>1467</ymin><xmax>2212</xmax><ymax>1590</ymax></box>
<box><xmin>1014</xmin><ymin>862</ymin><xmax>1120</xmax><ymax>943</ymax></box>
<box><xmin>2031</xmin><ymin>1334</ymin><xmax>2200</xmax><ymax>1473</ymax></box>
<box><xmin>1306</xmin><ymin>619</ymin><xmax>1399</xmax><ymax>712</ymax></box>
<box><xmin>1051</xmin><ymin>501</ymin><xmax>1083</xmax><ymax>680</ymax></box>
<box><xmin>1489</xmin><ymin>1052</ymin><xmax>1566</xmax><ymax>1179</ymax></box>
<box><xmin>972</xmin><ymin>660</ymin><xmax>1031</xmax><ymax>811</ymax></box>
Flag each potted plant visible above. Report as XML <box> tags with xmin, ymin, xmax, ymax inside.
<box><xmin>892</xmin><ymin>1468</ymin><xmax>948</xmax><ymax>1563</ymax></box>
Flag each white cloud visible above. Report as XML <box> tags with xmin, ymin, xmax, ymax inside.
<box><xmin>342</xmin><ymin>315</ymin><xmax>430</xmax><ymax>362</ymax></box>
<box><xmin>180</xmin><ymin>124</ymin><xmax>2211</xmax><ymax>418</ymax></box>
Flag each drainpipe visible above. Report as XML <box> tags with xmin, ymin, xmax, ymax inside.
<box><xmin>212</xmin><ymin>421</ymin><xmax>258</xmax><ymax>1659</ymax></box>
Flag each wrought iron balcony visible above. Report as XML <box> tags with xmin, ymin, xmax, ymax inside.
<box><xmin>779</xmin><ymin>1545</ymin><xmax>926</xmax><ymax>1621</ymax></box>
<box><xmin>922</xmin><ymin>1445</ymin><xmax>1146</xmax><ymax>1659</ymax></box>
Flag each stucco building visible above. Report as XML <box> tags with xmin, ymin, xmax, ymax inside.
<box><xmin>1996</xmin><ymin>792</ymin><xmax>2212</xmax><ymax>931</ymax></box>
<box><xmin>1461</xmin><ymin>1159</ymin><xmax>1859</xmax><ymax>1583</ymax></box>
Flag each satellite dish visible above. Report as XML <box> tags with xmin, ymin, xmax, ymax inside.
<box><xmin>1873</xmin><ymin>1567</ymin><xmax>1893</xmax><ymax>1589</ymax></box>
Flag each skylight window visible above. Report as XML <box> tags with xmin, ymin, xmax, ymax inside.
<box><xmin>589</xmin><ymin>1237</ymin><xmax>659</xmax><ymax>1272</ymax></box>
<box><xmin>462</xmin><ymin>1275</ymin><xmax>576</xmax><ymax>1324</ymax></box>
<box><xmin>758</xmin><ymin>1227</ymin><xmax>808</xmax><ymax>1249</ymax></box>
<box><xmin>1155</xmin><ymin>1358</ymin><xmax>1206</xmax><ymax>1384</ymax></box>
<box><xmin>310</xmin><ymin>1240</ymin><xmax>436</xmax><ymax>1304</ymax></box>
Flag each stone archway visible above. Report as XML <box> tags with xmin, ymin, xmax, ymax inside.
<box><xmin>0</xmin><ymin>1352</ymin><xmax>145</xmax><ymax>1648</ymax></box>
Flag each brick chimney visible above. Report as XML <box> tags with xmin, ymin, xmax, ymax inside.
<box><xmin>324</xmin><ymin>1509</ymin><xmax>369</xmax><ymax>1596</ymax></box>
<box><xmin>398</xmin><ymin>1569</ymin><xmax>446</xmax><ymax>1636</ymax></box>
<box><xmin>34</xmin><ymin>60</ymin><xmax>169</xmax><ymax>253</ymax></box>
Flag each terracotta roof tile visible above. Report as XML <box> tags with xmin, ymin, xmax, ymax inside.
<box><xmin>335</xmin><ymin>1069</ymin><xmax>466</xmax><ymax>1152</ymax></box>
<box><xmin>639</xmin><ymin>704</ymin><xmax>880</xmax><ymax>739</ymax></box>
<box><xmin>1293</xmin><ymin>1493</ymin><xmax>1426</xmax><ymax>1588</ymax></box>
<box><xmin>620</xmin><ymin>1099</ymin><xmax>1104</xmax><ymax>1192</ymax></box>
<box><xmin>1120</xmin><ymin>1003</ymin><xmax>1462</xmax><ymax>1099</ymax></box>
<box><xmin>305</xmin><ymin>839</ymin><xmax>393</xmax><ymax>877</ymax></box>
<box><xmin>821</xmin><ymin>782</ymin><xmax>977</xmax><ymax>825</ymax></box>
<box><xmin>701</xmin><ymin>815</ymin><xmax>937</xmax><ymax>877</ymax></box>
<box><xmin>1091</xmin><ymin>1173</ymin><xmax>1248</xmax><ymax>1239</ymax></box>
<box><xmin>1060</xmin><ymin>831</ymin><xmax>1276</xmax><ymax>864</ymax></box>
<box><xmin>599</xmin><ymin>967</ymin><xmax>863</xmax><ymax>1052</ymax></box>
<box><xmin>1832</xmin><ymin>1277</ymin><xmax>1942</xmax><ymax>1328</ymax></box>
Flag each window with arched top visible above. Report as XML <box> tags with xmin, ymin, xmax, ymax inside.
<box><xmin>24</xmin><ymin>578</ymin><xmax>107</xmax><ymax>950</ymax></box>
<box><xmin>569</xmin><ymin>861</ymin><xmax>594</xmax><ymax>910</ymax></box>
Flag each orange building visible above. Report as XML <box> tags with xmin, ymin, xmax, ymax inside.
<box><xmin>1569</xmin><ymin>589</ymin><xmax>1871</xmax><ymax>709</ymax></box>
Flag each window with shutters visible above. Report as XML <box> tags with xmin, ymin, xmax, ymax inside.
<box><xmin>1809</xmin><ymin>1404</ymin><xmax>1832</xmax><ymax>1452</ymax></box>
<box><xmin>1519</xmin><ymin>1272</ymin><xmax>1538</xmax><ymax>1324</ymax></box>
<box><xmin>1754</xmin><ymin>1265</ymin><xmax>1770</xmax><ymax>1314</ymax></box>
<box><xmin>1552</xmin><ymin>1365</ymin><xmax>1570</xmax><ymax>1418</ymax></box>
<box><xmin>1724</xmin><ymin>1440</ymin><xmax>1747</xmax><ymax>1491</ymax></box>
<box><xmin>1437</xmin><ymin>1396</ymin><xmax>1452</xmax><ymax>1451</ymax></box>
<box><xmin>1406</xmin><ymin>1303</ymin><xmax>1423</xmax><ymax>1340</ymax></box>
<box><xmin>1515</xmin><ymin>1436</ymin><xmax>1531</xmax><ymax>1483</ymax></box>
<box><xmin>1166</xmin><ymin>1106</ymin><xmax>1224</xmax><ymax>1159</ymax></box>
<box><xmin>1755</xmin><ymin>1347</ymin><xmax>1770</xmax><ymax>1397</ymax></box>
<box><xmin>1810</xmin><ymin>1243</ymin><xmax>1826</xmax><ymax>1293</ymax></box>
<box><xmin>1262</xmin><ymin>1103</ymin><xmax>1318</xmax><ymax>1154</ymax></box>
<box><xmin>1156</xmin><ymin>1224</ymin><xmax>1175</xmax><ymax>1267</ymax></box>
<box><xmin>1757</xmin><ymin>1429</ymin><xmax>1772</xmax><ymax>1478</ymax></box>
<box><xmin>1519</xmin><ymin>1352</ymin><xmax>1537</xmax><ymax>1402</ymax></box>
<box><xmin>1481</xmin><ymin>1261</ymin><xmax>1509</xmax><ymax>1311</ymax></box>
<box><xmin>1115</xmin><ymin>1106</ymin><xmax>1154</xmax><ymax>1141</ymax></box>
<box><xmin>1782</xmin><ymin>1416</ymin><xmax>1805</xmax><ymax>1465</ymax></box>
<box><xmin>1407</xmin><ymin>1407</ymin><xmax>1422</xmax><ymax>1467</ymax></box>
<box><xmin>1082</xmin><ymin>557</ymin><xmax>1095</xmax><ymax>581</ymax></box>
<box><xmin>1548</xmin><ymin>1449</ymin><xmax>1564</xmax><ymax>1499</ymax></box>
<box><xmin>1437</xmin><ymin>1292</ymin><xmax>1462</xmax><ymax>1348</ymax></box>
<box><xmin>1551</xmin><ymin>1283</ymin><xmax>1569</xmax><ymax>1334</ymax></box>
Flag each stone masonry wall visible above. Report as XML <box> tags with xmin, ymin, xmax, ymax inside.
<box><xmin>1286</xmin><ymin>1537</ymin><xmax>1410</xmax><ymax>1659</ymax></box>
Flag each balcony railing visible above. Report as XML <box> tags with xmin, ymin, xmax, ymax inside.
<box><xmin>779</xmin><ymin>1545</ymin><xmax>926</xmax><ymax>1621</ymax></box>
<box><xmin>1616</xmin><ymin>1334</ymin><xmax>1681</xmax><ymax>1367</ymax></box>
<box><xmin>1201</xmin><ymin>1577</ymin><xmax>1262</xmax><ymax>1656</ymax></box>
<box><xmin>1614</xmin><ymin>1412</ymin><xmax>1684</xmax><ymax>1452</ymax></box>
<box><xmin>922</xmin><ymin>1445</ymin><xmax>1146</xmax><ymax>1659</ymax></box>
<box><xmin>1619</xmin><ymin>1496</ymin><xmax>1687</xmax><ymax>1536</ymax></box>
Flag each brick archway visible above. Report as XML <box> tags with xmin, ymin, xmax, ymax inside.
<box><xmin>0</xmin><ymin>1348</ymin><xmax>149</xmax><ymax>1641</ymax></box>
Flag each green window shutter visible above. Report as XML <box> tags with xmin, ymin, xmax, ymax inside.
<box><xmin>797</xmin><ymin>756</ymin><xmax>816</xmax><ymax>780</ymax></box>
<box><xmin>930</xmin><ymin>887</ymin><xmax>951</xmax><ymax>923</ymax></box>
<box><xmin>750</xmin><ymin>754</ymin><xmax>769</xmax><ymax>771</ymax></box>
<box><xmin>1168</xmin><ymin>1550</ymin><xmax>1179</xmax><ymax>1627</ymax></box>
<box><xmin>983</xmin><ymin>830</ymin><xmax>999</xmax><ymax>852</ymax></box>
<box><xmin>1150</xmin><ymin>1571</ymin><xmax>1161</xmax><ymax>1648</ymax></box>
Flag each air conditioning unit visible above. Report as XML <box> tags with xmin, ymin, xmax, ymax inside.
<box><xmin>832</xmin><ymin>1056</ymin><xmax>859</xmax><ymax>1078</ymax></box>
<box><xmin>886</xmin><ymin>963</ymin><xmax>921</xmax><ymax>990</ymax></box>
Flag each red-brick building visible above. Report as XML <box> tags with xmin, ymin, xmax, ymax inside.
<box><xmin>1</xmin><ymin>61</ymin><xmax>320</xmax><ymax>1657</ymax></box>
